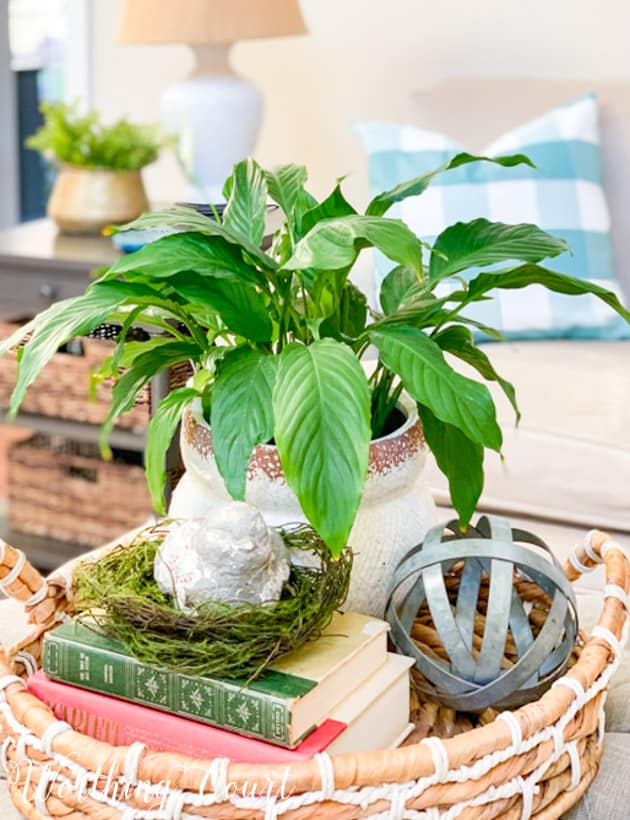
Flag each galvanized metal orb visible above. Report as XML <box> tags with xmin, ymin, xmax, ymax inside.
<box><xmin>386</xmin><ymin>515</ymin><xmax>579</xmax><ymax>712</ymax></box>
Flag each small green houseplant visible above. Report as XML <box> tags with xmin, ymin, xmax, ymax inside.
<box><xmin>27</xmin><ymin>102</ymin><xmax>164</xmax><ymax>234</ymax></box>
<box><xmin>3</xmin><ymin>156</ymin><xmax>629</xmax><ymax>556</ymax></box>
<box><xmin>27</xmin><ymin>102</ymin><xmax>163</xmax><ymax>172</ymax></box>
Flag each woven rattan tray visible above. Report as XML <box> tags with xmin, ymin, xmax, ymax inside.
<box><xmin>0</xmin><ymin>528</ymin><xmax>627</xmax><ymax>819</ymax></box>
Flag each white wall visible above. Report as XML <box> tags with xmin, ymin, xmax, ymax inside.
<box><xmin>91</xmin><ymin>0</ymin><xmax>630</xmax><ymax>207</ymax></box>
<box><xmin>0</xmin><ymin>0</ymin><xmax>18</xmax><ymax>228</ymax></box>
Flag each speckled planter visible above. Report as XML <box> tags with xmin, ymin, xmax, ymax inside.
<box><xmin>169</xmin><ymin>393</ymin><xmax>437</xmax><ymax>617</ymax></box>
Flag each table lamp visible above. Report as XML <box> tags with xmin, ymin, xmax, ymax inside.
<box><xmin>117</xmin><ymin>0</ymin><xmax>306</xmax><ymax>202</ymax></box>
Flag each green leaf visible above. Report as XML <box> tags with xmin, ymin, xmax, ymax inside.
<box><xmin>273</xmin><ymin>339</ymin><xmax>371</xmax><ymax>555</ymax></box>
<box><xmin>103</xmin><ymin>232</ymin><xmax>263</xmax><ymax>286</ymax></box>
<box><xmin>370</xmin><ymin>325</ymin><xmax>502</xmax><ymax>451</ymax></box>
<box><xmin>146</xmin><ymin>387</ymin><xmax>199</xmax><ymax>513</ymax></box>
<box><xmin>455</xmin><ymin>263</ymin><xmax>630</xmax><ymax>324</ymax></box>
<box><xmin>168</xmin><ymin>272</ymin><xmax>273</xmax><ymax>342</ymax></box>
<box><xmin>211</xmin><ymin>348</ymin><xmax>278</xmax><ymax>500</ymax></box>
<box><xmin>419</xmin><ymin>403</ymin><xmax>484</xmax><ymax>528</ymax></box>
<box><xmin>265</xmin><ymin>164</ymin><xmax>308</xmax><ymax>218</ymax></box>
<box><xmin>301</xmin><ymin>184</ymin><xmax>357</xmax><ymax>235</ymax></box>
<box><xmin>287</xmin><ymin>215</ymin><xmax>424</xmax><ymax>272</ymax></box>
<box><xmin>100</xmin><ymin>339</ymin><xmax>201</xmax><ymax>455</ymax></box>
<box><xmin>429</xmin><ymin>220</ymin><xmax>570</xmax><ymax>281</ymax></box>
<box><xmin>434</xmin><ymin>325</ymin><xmax>520</xmax><ymax>422</ymax></box>
<box><xmin>112</xmin><ymin>207</ymin><xmax>277</xmax><ymax>272</ymax></box>
<box><xmin>223</xmin><ymin>158</ymin><xmax>268</xmax><ymax>247</ymax></box>
<box><xmin>294</xmin><ymin>187</ymin><xmax>320</xmax><ymax>237</ymax></box>
<box><xmin>379</xmin><ymin>265</ymin><xmax>425</xmax><ymax>315</ymax></box>
<box><xmin>319</xmin><ymin>282</ymin><xmax>367</xmax><ymax>341</ymax></box>
<box><xmin>6</xmin><ymin>281</ymin><xmax>171</xmax><ymax>419</ymax></box>
<box><xmin>366</xmin><ymin>152</ymin><xmax>535</xmax><ymax>217</ymax></box>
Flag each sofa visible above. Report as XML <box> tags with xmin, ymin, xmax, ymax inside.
<box><xmin>353</xmin><ymin>77</ymin><xmax>630</xmax><ymax>560</ymax></box>
<box><xmin>351</xmin><ymin>77</ymin><xmax>630</xmax><ymax>817</ymax></box>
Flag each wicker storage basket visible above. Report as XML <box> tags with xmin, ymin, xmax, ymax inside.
<box><xmin>0</xmin><ymin>528</ymin><xmax>627</xmax><ymax>819</ymax></box>
<box><xmin>0</xmin><ymin>321</ymin><xmax>192</xmax><ymax>429</ymax></box>
<box><xmin>8</xmin><ymin>434</ymin><xmax>152</xmax><ymax>548</ymax></box>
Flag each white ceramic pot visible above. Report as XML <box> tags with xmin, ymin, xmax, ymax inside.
<box><xmin>169</xmin><ymin>393</ymin><xmax>437</xmax><ymax>617</ymax></box>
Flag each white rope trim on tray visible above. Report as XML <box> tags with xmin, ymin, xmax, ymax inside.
<box><xmin>123</xmin><ymin>741</ymin><xmax>146</xmax><ymax>785</ymax></box>
<box><xmin>591</xmin><ymin>625</ymin><xmax>623</xmax><ymax>659</ymax></box>
<box><xmin>598</xmin><ymin>697</ymin><xmax>607</xmax><ymax>746</ymax></box>
<box><xmin>566</xmin><ymin>740</ymin><xmax>582</xmax><ymax>790</ymax></box>
<box><xmin>552</xmin><ymin>676</ymin><xmax>585</xmax><ymax>701</ymax></box>
<box><xmin>47</xmin><ymin>565</ymin><xmax>74</xmax><ymax>602</ymax></box>
<box><xmin>568</xmin><ymin>549</ymin><xmax>592</xmax><ymax>575</ymax></box>
<box><xmin>497</xmin><ymin>711</ymin><xmax>523</xmax><ymax>751</ymax></box>
<box><xmin>25</xmin><ymin>581</ymin><xmax>49</xmax><ymax>607</ymax></box>
<box><xmin>264</xmin><ymin>794</ymin><xmax>278</xmax><ymax>820</ymax></box>
<box><xmin>604</xmin><ymin>584</ymin><xmax>630</xmax><ymax>610</ymax></box>
<box><xmin>16</xmin><ymin>730</ymin><xmax>33</xmax><ymax>761</ymax></box>
<box><xmin>517</xmin><ymin>774</ymin><xmax>537</xmax><ymax>820</ymax></box>
<box><xmin>601</xmin><ymin>540</ymin><xmax>630</xmax><ymax>568</ymax></box>
<box><xmin>41</xmin><ymin>720</ymin><xmax>72</xmax><ymax>756</ymax></box>
<box><xmin>34</xmin><ymin>767</ymin><xmax>53</xmax><ymax>817</ymax></box>
<box><xmin>15</xmin><ymin>651</ymin><xmax>37</xmax><ymax>678</ymax></box>
<box><xmin>584</xmin><ymin>531</ymin><xmax>602</xmax><ymax>564</ymax></box>
<box><xmin>421</xmin><ymin>736</ymin><xmax>449</xmax><ymax>781</ymax></box>
<box><xmin>314</xmin><ymin>751</ymin><xmax>336</xmax><ymax>800</ymax></box>
<box><xmin>0</xmin><ymin>550</ymin><xmax>26</xmax><ymax>591</ymax></box>
<box><xmin>0</xmin><ymin>737</ymin><xmax>12</xmax><ymax>773</ymax></box>
<box><xmin>0</xmin><ymin>675</ymin><xmax>26</xmax><ymax>704</ymax></box>
<box><xmin>164</xmin><ymin>789</ymin><xmax>186</xmax><ymax>820</ymax></box>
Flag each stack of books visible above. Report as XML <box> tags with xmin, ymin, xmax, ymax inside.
<box><xmin>30</xmin><ymin>612</ymin><xmax>414</xmax><ymax>763</ymax></box>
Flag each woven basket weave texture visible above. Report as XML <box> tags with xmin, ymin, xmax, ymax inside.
<box><xmin>0</xmin><ymin>527</ymin><xmax>626</xmax><ymax>819</ymax></box>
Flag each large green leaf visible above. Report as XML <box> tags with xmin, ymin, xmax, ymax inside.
<box><xmin>168</xmin><ymin>272</ymin><xmax>273</xmax><ymax>342</ymax></box>
<box><xmin>429</xmin><ymin>220</ymin><xmax>569</xmax><ymax>281</ymax></box>
<box><xmin>272</xmin><ymin>339</ymin><xmax>371</xmax><ymax>555</ymax></box>
<box><xmin>265</xmin><ymin>164</ymin><xmax>308</xmax><ymax>218</ymax></box>
<box><xmin>301</xmin><ymin>184</ymin><xmax>357</xmax><ymax>235</ymax></box>
<box><xmin>319</xmin><ymin>282</ymin><xmax>368</xmax><ymax>341</ymax></box>
<box><xmin>112</xmin><ymin>206</ymin><xmax>277</xmax><ymax>272</ymax></box>
<box><xmin>434</xmin><ymin>325</ymin><xmax>520</xmax><ymax>422</ymax></box>
<box><xmin>453</xmin><ymin>263</ymin><xmax>630</xmax><ymax>324</ymax></box>
<box><xmin>100</xmin><ymin>339</ymin><xmax>201</xmax><ymax>455</ymax></box>
<box><xmin>223</xmin><ymin>158</ymin><xmax>268</xmax><ymax>247</ymax></box>
<box><xmin>419</xmin><ymin>403</ymin><xmax>484</xmax><ymax>528</ymax></box>
<box><xmin>379</xmin><ymin>265</ymin><xmax>425</xmax><ymax>315</ymax></box>
<box><xmin>211</xmin><ymin>348</ymin><xmax>278</xmax><ymax>501</ymax></box>
<box><xmin>6</xmin><ymin>280</ymin><xmax>178</xmax><ymax>419</ymax></box>
<box><xmin>287</xmin><ymin>215</ymin><xmax>424</xmax><ymax>272</ymax></box>
<box><xmin>103</xmin><ymin>232</ymin><xmax>263</xmax><ymax>286</ymax></box>
<box><xmin>146</xmin><ymin>387</ymin><xmax>199</xmax><ymax>513</ymax></box>
<box><xmin>366</xmin><ymin>153</ymin><xmax>535</xmax><ymax>217</ymax></box>
<box><xmin>370</xmin><ymin>325</ymin><xmax>502</xmax><ymax>451</ymax></box>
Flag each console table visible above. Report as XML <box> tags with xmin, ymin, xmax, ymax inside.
<box><xmin>0</xmin><ymin>219</ymin><xmax>174</xmax><ymax>570</ymax></box>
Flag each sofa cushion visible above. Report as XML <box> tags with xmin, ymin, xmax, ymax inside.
<box><xmin>354</xmin><ymin>94</ymin><xmax>629</xmax><ymax>340</ymax></box>
<box><xmin>427</xmin><ymin>340</ymin><xmax>630</xmax><ymax>533</ymax></box>
<box><xmin>408</xmin><ymin>77</ymin><xmax>630</xmax><ymax>304</ymax></box>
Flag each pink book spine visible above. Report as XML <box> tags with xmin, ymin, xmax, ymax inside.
<box><xmin>27</xmin><ymin>671</ymin><xmax>345</xmax><ymax>764</ymax></box>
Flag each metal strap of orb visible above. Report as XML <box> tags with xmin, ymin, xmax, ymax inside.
<box><xmin>386</xmin><ymin>515</ymin><xmax>579</xmax><ymax>712</ymax></box>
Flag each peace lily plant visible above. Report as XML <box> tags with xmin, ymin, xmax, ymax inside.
<box><xmin>2</xmin><ymin>156</ymin><xmax>629</xmax><ymax>557</ymax></box>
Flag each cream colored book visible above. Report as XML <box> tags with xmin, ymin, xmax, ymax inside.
<box><xmin>269</xmin><ymin>611</ymin><xmax>390</xmax><ymax>744</ymax></box>
<box><xmin>328</xmin><ymin>652</ymin><xmax>414</xmax><ymax>755</ymax></box>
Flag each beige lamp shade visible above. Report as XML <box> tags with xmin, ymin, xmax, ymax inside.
<box><xmin>117</xmin><ymin>0</ymin><xmax>307</xmax><ymax>45</ymax></box>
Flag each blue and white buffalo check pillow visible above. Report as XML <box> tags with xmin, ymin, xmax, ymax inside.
<box><xmin>355</xmin><ymin>94</ymin><xmax>630</xmax><ymax>339</ymax></box>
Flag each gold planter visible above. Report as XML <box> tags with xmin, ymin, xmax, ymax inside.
<box><xmin>47</xmin><ymin>165</ymin><xmax>149</xmax><ymax>235</ymax></box>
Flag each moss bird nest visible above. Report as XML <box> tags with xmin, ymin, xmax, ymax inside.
<box><xmin>73</xmin><ymin>523</ymin><xmax>352</xmax><ymax>680</ymax></box>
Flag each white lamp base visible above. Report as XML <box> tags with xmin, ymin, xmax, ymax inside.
<box><xmin>161</xmin><ymin>45</ymin><xmax>263</xmax><ymax>203</ymax></box>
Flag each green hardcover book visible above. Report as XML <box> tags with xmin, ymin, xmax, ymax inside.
<box><xmin>42</xmin><ymin>612</ymin><xmax>388</xmax><ymax>748</ymax></box>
